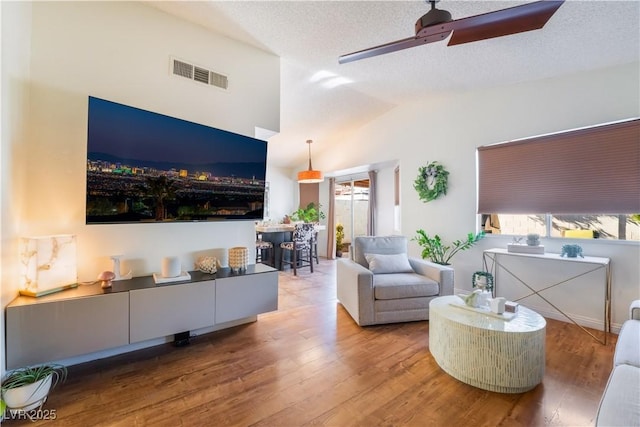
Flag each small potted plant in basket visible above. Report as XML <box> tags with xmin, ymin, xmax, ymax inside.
<box><xmin>1</xmin><ymin>364</ymin><xmax>67</xmax><ymax>412</ymax></box>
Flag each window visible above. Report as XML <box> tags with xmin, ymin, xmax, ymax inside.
<box><xmin>487</xmin><ymin>214</ymin><xmax>640</xmax><ymax>241</ymax></box>
<box><xmin>477</xmin><ymin>118</ymin><xmax>640</xmax><ymax>242</ymax></box>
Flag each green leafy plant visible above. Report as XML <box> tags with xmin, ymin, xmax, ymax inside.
<box><xmin>335</xmin><ymin>223</ymin><xmax>345</xmax><ymax>256</ymax></box>
<box><xmin>290</xmin><ymin>202</ymin><xmax>325</xmax><ymax>223</ymax></box>
<box><xmin>413</xmin><ymin>230</ymin><xmax>485</xmax><ymax>265</ymax></box>
<box><xmin>335</xmin><ymin>224</ymin><xmax>344</xmax><ymax>248</ymax></box>
<box><xmin>1</xmin><ymin>364</ymin><xmax>67</xmax><ymax>392</ymax></box>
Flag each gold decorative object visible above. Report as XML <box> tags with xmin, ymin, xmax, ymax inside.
<box><xmin>228</xmin><ymin>247</ymin><xmax>248</xmax><ymax>272</ymax></box>
<box><xmin>195</xmin><ymin>256</ymin><xmax>217</xmax><ymax>274</ymax></box>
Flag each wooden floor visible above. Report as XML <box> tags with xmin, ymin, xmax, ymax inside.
<box><xmin>4</xmin><ymin>259</ymin><xmax>616</xmax><ymax>426</ymax></box>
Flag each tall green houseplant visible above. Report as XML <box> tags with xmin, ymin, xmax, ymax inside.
<box><xmin>414</xmin><ymin>230</ymin><xmax>485</xmax><ymax>265</ymax></box>
<box><xmin>290</xmin><ymin>202</ymin><xmax>325</xmax><ymax>223</ymax></box>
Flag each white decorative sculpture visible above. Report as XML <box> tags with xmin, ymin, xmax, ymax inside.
<box><xmin>110</xmin><ymin>255</ymin><xmax>132</xmax><ymax>281</ymax></box>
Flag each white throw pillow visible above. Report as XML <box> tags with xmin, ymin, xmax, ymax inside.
<box><xmin>364</xmin><ymin>253</ymin><xmax>414</xmax><ymax>274</ymax></box>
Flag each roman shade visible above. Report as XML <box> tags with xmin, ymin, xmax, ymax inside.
<box><xmin>477</xmin><ymin>118</ymin><xmax>640</xmax><ymax>214</ymax></box>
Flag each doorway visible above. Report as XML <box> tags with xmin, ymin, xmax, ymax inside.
<box><xmin>334</xmin><ymin>178</ymin><xmax>370</xmax><ymax>257</ymax></box>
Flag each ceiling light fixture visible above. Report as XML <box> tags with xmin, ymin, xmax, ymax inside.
<box><xmin>297</xmin><ymin>139</ymin><xmax>324</xmax><ymax>183</ymax></box>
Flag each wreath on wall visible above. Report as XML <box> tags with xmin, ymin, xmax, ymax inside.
<box><xmin>414</xmin><ymin>161</ymin><xmax>449</xmax><ymax>203</ymax></box>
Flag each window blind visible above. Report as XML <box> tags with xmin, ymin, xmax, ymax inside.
<box><xmin>477</xmin><ymin>118</ymin><xmax>640</xmax><ymax>214</ymax></box>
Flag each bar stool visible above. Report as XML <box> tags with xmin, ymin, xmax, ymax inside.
<box><xmin>280</xmin><ymin>223</ymin><xmax>314</xmax><ymax>275</ymax></box>
<box><xmin>311</xmin><ymin>230</ymin><xmax>319</xmax><ymax>264</ymax></box>
<box><xmin>255</xmin><ymin>239</ymin><xmax>274</xmax><ymax>267</ymax></box>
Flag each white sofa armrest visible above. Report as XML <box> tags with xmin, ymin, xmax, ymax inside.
<box><xmin>336</xmin><ymin>258</ymin><xmax>375</xmax><ymax>326</ymax></box>
<box><xmin>630</xmin><ymin>300</ymin><xmax>640</xmax><ymax>320</ymax></box>
<box><xmin>409</xmin><ymin>257</ymin><xmax>455</xmax><ymax>296</ymax></box>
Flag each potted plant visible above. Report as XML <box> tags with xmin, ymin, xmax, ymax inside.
<box><xmin>1</xmin><ymin>364</ymin><xmax>67</xmax><ymax>412</ymax></box>
<box><xmin>335</xmin><ymin>223</ymin><xmax>345</xmax><ymax>257</ymax></box>
<box><xmin>526</xmin><ymin>233</ymin><xmax>540</xmax><ymax>246</ymax></box>
<box><xmin>413</xmin><ymin>230</ymin><xmax>485</xmax><ymax>265</ymax></box>
<box><xmin>290</xmin><ymin>202</ymin><xmax>325</xmax><ymax>223</ymax></box>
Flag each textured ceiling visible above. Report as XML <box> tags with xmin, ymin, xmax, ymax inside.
<box><xmin>149</xmin><ymin>1</ymin><xmax>640</xmax><ymax>168</ymax></box>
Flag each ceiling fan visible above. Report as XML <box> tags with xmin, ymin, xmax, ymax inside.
<box><xmin>338</xmin><ymin>0</ymin><xmax>565</xmax><ymax>64</ymax></box>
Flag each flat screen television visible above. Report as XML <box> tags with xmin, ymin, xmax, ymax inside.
<box><xmin>86</xmin><ymin>96</ymin><xmax>267</xmax><ymax>224</ymax></box>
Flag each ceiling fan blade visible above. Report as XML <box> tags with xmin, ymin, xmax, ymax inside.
<box><xmin>445</xmin><ymin>0</ymin><xmax>564</xmax><ymax>46</ymax></box>
<box><xmin>339</xmin><ymin>31</ymin><xmax>451</xmax><ymax>64</ymax></box>
<box><xmin>339</xmin><ymin>1</ymin><xmax>564</xmax><ymax>64</ymax></box>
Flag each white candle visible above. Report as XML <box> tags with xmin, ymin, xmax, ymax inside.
<box><xmin>161</xmin><ymin>256</ymin><xmax>181</xmax><ymax>278</ymax></box>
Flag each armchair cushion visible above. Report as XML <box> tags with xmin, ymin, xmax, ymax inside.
<box><xmin>630</xmin><ymin>300</ymin><xmax>640</xmax><ymax>320</ymax></box>
<box><xmin>373</xmin><ymin>273</ymin><xmax>439</xmax><ymax>300</ymax></box>
<box><xmin>365</xmin><ymin>253</ymin><xmax>413</xmax><ymax>274</ymax></box>
<box><xmin>614</xmin><ymin>320</ymin><xmax>640</xmax><ymax>367</ymax></box>
<box><xmin>353</xmin><ymin>235</ymin><xmax>408</xmax><ymax>267</ymax></box>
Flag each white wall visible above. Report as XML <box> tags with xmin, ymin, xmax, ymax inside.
<box><xmin>1</xmin><ymin>0</ymin><xmax>33</xmax><ymax>378</ymax></box>
<box><xmin>265</xmin><ymin>164</ymin><xmax>296</xmax><ymax>224</ymax></box>
<box><xmin>21</xmin><ymin>1</ymin><xmax>280</xmax><ymax>279</ymax></box>
<box><xmin>314</xmin><ymin>62</ymin><xmax>640</xmax><ymax>330</ymax></box>
<box><xmin>375</xmin><ymin>166</ymin><xmax>399</xmax><ymax>236</ymax></box>
<box><xmin>1</xmin><ymin>1</ymin><xmax>281</xmax><ymax>370</ymax></box>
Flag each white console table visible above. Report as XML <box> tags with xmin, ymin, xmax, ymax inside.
<box><xmin>482</xmin><ymin>248</ymin><xmax>611</xmax><ymax>345</ymax></box>
<box><xmin>5</xmin><ymin>264</ymin><xmax>278</xmax><ymax>369</ymax></box>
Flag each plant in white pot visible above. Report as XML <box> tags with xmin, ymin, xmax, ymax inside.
<box><xmin>1</xmin><ymin>364</ymin><xmax>67</xmax><ymax>412</ymax></box>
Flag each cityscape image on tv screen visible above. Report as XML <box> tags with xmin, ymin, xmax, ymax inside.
<box><xmin>86</xmin><ymin>96</ymin><xmax>267</xmax><ymax>224</ymax></box>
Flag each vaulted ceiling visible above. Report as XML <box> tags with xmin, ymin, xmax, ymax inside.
<box><xmin>149</xmin><ymin>1</ymin><xmax>640</xmax><ymax>168</ymax></box>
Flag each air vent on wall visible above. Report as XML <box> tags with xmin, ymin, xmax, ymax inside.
<box><xmin>170</xmin><ymin>57</ymin><xmax>229</xmax><ymax>90</ymax></box>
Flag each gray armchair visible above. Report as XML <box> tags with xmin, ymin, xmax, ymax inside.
<box><xmin>337</xmin><ymin>235</ymin><xmax>454</xmax><ymax>326</ymax></box>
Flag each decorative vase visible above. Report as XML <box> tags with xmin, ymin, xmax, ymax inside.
<box><xmin>195</xmin><ymin>256</ymin><xmax>217</xmax><ymax>274</ymax></box>
<box><xmin>161</xmin><ymin>256</ymin><xmax>181</xmax><ymax>278</ymax></box>
<box><xmin>476</xmin><ymin>290</ymin><xmax>491</xmax><ymax>308</ymax></box>
<box><xmin>228</xmin><ymin>247</ymin><xmax>248</xmax><ymax>272</ymax></box>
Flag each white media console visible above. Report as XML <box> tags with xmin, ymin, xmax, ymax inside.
<box><xmin>5</xmin><ymin>264</ymin><xmax>278</xmax><ymax>369</ymax></box>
